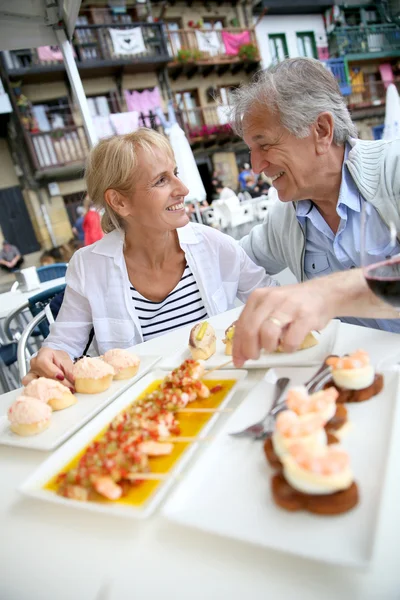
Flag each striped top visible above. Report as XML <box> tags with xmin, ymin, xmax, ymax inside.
<box><xmin>130</xmin><ymin>264</ymin><xmax>208</xmax><ymax>341</ymax></box>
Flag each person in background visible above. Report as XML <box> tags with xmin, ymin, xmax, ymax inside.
<box><xmin>215</xmin><ymin>181</ymin><xmax>239</xmax><ymax>203</ymax></box>
<box><xmin>82</xmin><ymin>195</ymin><xmax>103</xmax><ymax>247</ymax></box>
<box><xmin>0</xmin><ymin>241</ymin><xmax>24</xmax><ymax>272</ymax></box>
<box><xmin>72</xmin><ymin>205</ymin><xmax>85</xmax><ymax>247</ymax></box>
<box><xmin>238</xmin><ymin>163</ymin><xmax>251</xmax><ymax>190</ymax></box>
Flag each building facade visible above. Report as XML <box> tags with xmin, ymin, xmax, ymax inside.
<box><xmin>0</xmin><ymin>0</ymin><xmax>260</xmax><ymax>250</ymax></box>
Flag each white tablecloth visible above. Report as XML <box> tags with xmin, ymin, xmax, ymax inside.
<box><xmin>0</xmin><ymin>277</ymin><xmax>66</xmax><ymax>320</ymax></box>
<box><xmin>0</xmin><ymin>307</ymin><xmax>399</xmax><ymax>600</ymax></box>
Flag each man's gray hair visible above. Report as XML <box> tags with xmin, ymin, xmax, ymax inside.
<box><xmin>231</xmin><ymin>57</ymin><xmax>358</xmax><ymax>144</ymax></box>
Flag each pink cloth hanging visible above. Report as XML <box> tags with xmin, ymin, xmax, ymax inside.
<box><xmin>124</xmin><ymin>87</ymin><xmax>161</xmax><ymax>126</ymax></box>
<box><xmin>37</xmin><ymin>45</ymin><xmax>75</xmax><ymax>61</ymax></box>
<box><xmin>317</xmin><ymin>47</ymin><xmax>330</xmax><ymax>60</ymax></box>
<box><xmin>379</xmin><ymin>63</ymin><xmax>394</xmax><ymax>89</ymax></box>
<box><xmin>110</xmin><ymin>111</ymin><xmax>139</xmax><ymax>135</ymax></box>
<box><xmin>222</xmin><ymin>31</ymin><xmax>251</xmax><ymax>56</ymax></box>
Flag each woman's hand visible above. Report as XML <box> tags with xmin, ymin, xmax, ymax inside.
<box><xmin>22</xmin><ymin>348</ymin><xmax>75</xmax><ymax>390</ymax></box>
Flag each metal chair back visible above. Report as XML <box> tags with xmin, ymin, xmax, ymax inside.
<box><xmin>28</xmin><ymin>283</ymin><xmax>66</xmax><ymax>338</ymax></box>
<box><xmin>36</xmin><ymin>263</ymin><xmax>68</xmax><ymax>283</ymax></box>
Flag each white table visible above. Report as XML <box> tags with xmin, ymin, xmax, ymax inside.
<box><xmin>0</xmin><ymin>308</ymin><xmax>399</xmax><ymax>600</ymax></box>
<box><xmin>0</xmin><ymin>277</ymin><xmax>66</xmax><ymax>320</ymax></box>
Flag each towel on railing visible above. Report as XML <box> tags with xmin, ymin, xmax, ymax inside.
<box><xmin>37</xmin><ymin>46</ymin><xmax>76</xmax><ymax>62</ymax></box>
<box><xmin>110</xmin><ymin>111</ymin><xmax>139</xmax><ymax>135</ymax></box>
<box><xmin>221</xmin><ymin>31</ymin><xmax>250</xmax><ymax>55</ymax></box>
<box><xmin>109</xmin><ymin>27</ymin><xmax>146</xmax><ymax>55</ymax></box>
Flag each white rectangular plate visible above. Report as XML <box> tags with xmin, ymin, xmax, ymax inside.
<box><xmin>20</xmin><ymin>368</ymin><xmax>247</xmax><ymax>519</ymax></box>
<box><xmin>162</xmin><ymin>366</ymin><xmax>398</xmax><ymax>567</ymax></box>
<box><xmin>159</xmin><ymin>320</ymin><xmax>339</xmax><ymax>370</ymax></box>
<box><xmin>0</xmin><ymin>355</ymin><xmax>159</xmax><ymax>451</ymax></box>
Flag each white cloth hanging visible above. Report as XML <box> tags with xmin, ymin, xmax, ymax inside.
<box><xmin>92</xmin><ymin>115</ymin><xmax>114</xmax><ymax>139</ymax></box>
<box><xmin>166</xmin><ymin>123</ymin><xmax>207</xmax><ymax>218</ymax></box>
<box><xmin>32</xmin><ymin>105</ymin><xmax>51</xmax><ymax>132</ymax></box>
<box><xmin>95</xmin><ymin>96</ymin><xmax>111</xmax><ymax>117</ymax></box>
<box><xmin>383</xmin><ymin>83</ymin><xmax>400</xmax><ymax>141</ymax></box>
<box><xmin>195</xmin><ymin>30</ymin><xmax>220</xmax><ymax>56</ymax></box>
<box><xmin>109</xmin><ymin>27</ymin><xmax>146</xmax><ymax>55</ymax></box>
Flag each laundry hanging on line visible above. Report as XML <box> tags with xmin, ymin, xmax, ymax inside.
<box><xmin>109</xmin><ymin>27</ymin><xmax>146</xmax><ymax>56</ymax></box>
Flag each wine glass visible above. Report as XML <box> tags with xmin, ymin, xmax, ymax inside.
<box><xmin>361</xmin><ymin>201</ymin><xmax>400</xmax><ymax>308</ymax></box>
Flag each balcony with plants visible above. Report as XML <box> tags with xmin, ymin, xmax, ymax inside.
<box><xmin>177</xmin><ymin>104</ymin><xmax>237</xmax><ymax>147</ymax></box>
<box><xmin>166</xmin><ymin>24</ymin><xmax>260</xmax><ymax>78</ymax></box>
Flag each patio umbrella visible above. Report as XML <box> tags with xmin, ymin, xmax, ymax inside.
<box><xmin>165</xmin><ymin>122</ymin><xmax>207</xmax><ymax>222</ymax></box>
<box><xmin>383</xmin><ymin>83</ymin><xmax>400</xmax><ymax>141</ymax></box>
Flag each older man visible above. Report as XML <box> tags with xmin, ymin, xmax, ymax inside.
<box><xmin>231</xmin><ymin>57</ymin><xmax>400</xmax><ymax>335</ymax></box>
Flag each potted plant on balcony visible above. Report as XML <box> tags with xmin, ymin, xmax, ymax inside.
<box><xmin>191</xmin><ymin>48</ymin><xmax>205</xmax><ymax>61</ymax></box>
<box><xmin>177</xmin><ymin>48</ymin><xmax>192</xmax><ymax>63</ymax></box>
<box><xmin>238</xmin><ymin>43</ymin><xmax>258</xmax><ymax>62</ymax></box>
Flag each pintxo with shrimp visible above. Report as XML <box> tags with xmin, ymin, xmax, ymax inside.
<box><xmin>272</xmin><ymin>443</ymin><xmax>359</xmax><ymax>515</ymax></box>
<box><xmin>324</xmin><ymin>350</ymin><xmax>384</xmax><ymax>403</ymax></box>
<box><xmin>286</xmin><ymin>386</ymin><xmax>349</xmax><ymax>441</ymax></box>
<box><xmin>263</xmin><ymin>406</ymin><xmax>336</xmax><ymax>470</ymax></box>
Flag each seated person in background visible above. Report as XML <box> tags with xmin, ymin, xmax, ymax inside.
<box><xmin>0</xmin><ymin>241</ymin><xmax>24</xmax><ymax>272</ymax></box>
<box><xmin>238</xmin><ymin>163</ymin><xmax>252</xmax><ymax>190</ymax></box>
<box><xmin>215</xmin><ymin>182</ymin><xmax>239</xmax><ymax>204</ymax></box>
<box><xmin>23</xmin><ymin>128</ymin><xmax>277</xmax><ymax>385</ymax></box>
<box><xmin>244</xmin><ymin>174</ymin><xmax>260</xmax><ymax>198</ymax></box>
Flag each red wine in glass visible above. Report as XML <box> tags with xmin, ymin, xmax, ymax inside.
<box><xmin>364</xmin><ymin>256</ymin><xmax>400</xmax><ymax>308</ymax></box>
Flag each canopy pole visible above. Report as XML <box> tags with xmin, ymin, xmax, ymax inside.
<box><xmin>55</xmin><ymin>28</ymin><xmax>98</xmax><ymax>148</ymax></box>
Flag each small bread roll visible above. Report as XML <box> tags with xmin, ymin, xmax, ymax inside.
<box><xmin>8</xmin><ymin>396</ymin><xmax>52</xmax><ymax>436</ymax></box>
<box><xmin>189</xmin><ymin>321</ymin><xmax>216</xmax><ymax>361</ymax></box>
<box><xmin>102</xmin><ymin>349</ymin><xmax>140</xmax><ymax>380</ymax></box>
<box><xmin>24</xmin><ymin>377</ymin><xmax>76</xmax><ymax>411</ymax></box>
<box><xmin>73</xmin><ymin>357</ymin><xmax>115</xmax><ymax>394</ymax></box>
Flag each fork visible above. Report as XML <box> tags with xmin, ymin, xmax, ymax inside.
<box><xmin>229</xmin><ymin>359</ymin><xmax>334</xmax><ymax>440</ymax></box>
<box><xmin>229</xmin><ymin>377</ymin><xmax>290</xmax><ymax>439</ymax></box>
<box><xmin>255</xmin><ymin>363</ymin><xmax>333</xmax><ymax>441</ymax></box>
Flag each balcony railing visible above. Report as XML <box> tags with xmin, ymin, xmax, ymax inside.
<box><xmin>26</xmin><ymin>126</ymin><xmax>90</xmax><ymax>172</ymax></box>
<box><xmin>3</xmin><ymin>23</ymin><xmax>169</xmax><ymax>73</ymax></box>
<box><xmin>166</xmin><ymin>28</ymin><xmax>259</xmax><ymax>63</ymax></box>
<box><xmin>178</xmin><ymin>106</ymin><xmax>233</xmax><ymax>140</ymax></box>
<box><xmin>346</xmin><ymin>78</ymin><xmax>400</xmax><ymax>110</ymax></box>
<box><xmin>329</xmin><ymin>24</ymin><xmax>400</xmax><ymax>57</ymax></box>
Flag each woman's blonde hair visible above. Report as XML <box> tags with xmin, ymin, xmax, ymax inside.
<box><xmin>85</xmin><ymin>128</ymin><xmax>175</xmax><ymax>233</ymax></box>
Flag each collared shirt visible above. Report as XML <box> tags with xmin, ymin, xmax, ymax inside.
<box><xmin>0</xmin><ymin>244</ymin><xmax>19</xmax><ymax>262</ymax></box>
<box><xmin>44</xmin><ymin>222</ymin><xmax>278</xmax><ymax>358</ymax></box>
<box><xmin>296</xmin><ymin>144</ymin><xmax>400</xmax><ymax>333</ymax></box>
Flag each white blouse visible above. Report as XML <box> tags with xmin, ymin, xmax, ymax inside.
<box><xmin>44</xmin><ymin>222</ymin><xmax>278</xmax><ymax>358</ymax></box>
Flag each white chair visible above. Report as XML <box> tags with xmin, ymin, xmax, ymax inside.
<box><xmin>223</xmin><ymin>197</ymin><xmax>254</xmax><ymax>228</ymax></box>
<box><xmin>211</xmin><ymin>200</ymin><xmax>230</xmax><ymax>230</ymax></box>
<box><xmin>201</xmin><ymin>207</ymin><xmax>219</xmax><ymax>228</ymax></box>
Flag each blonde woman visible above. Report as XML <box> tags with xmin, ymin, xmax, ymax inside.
<box><xmin>24</xmin><ymin>129</ymin><xmax>277</xmax><ymax>385</ymax></box>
